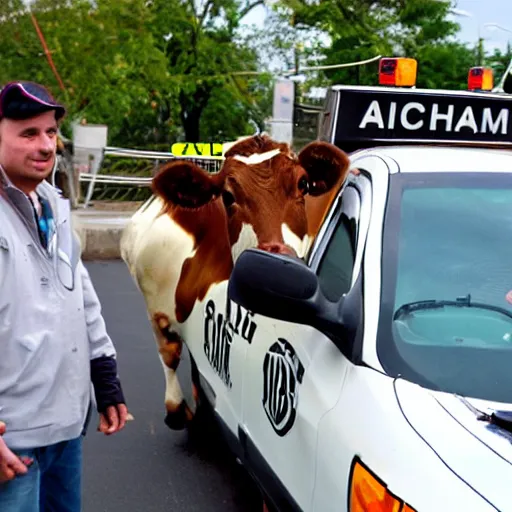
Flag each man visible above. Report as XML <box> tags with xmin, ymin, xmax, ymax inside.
<box><xmin>0</xmin><ymin>81</ymin><xmax>128</xmax><ymax>511</ymax></box>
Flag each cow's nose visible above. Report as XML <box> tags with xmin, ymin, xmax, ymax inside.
<box><xmin>258</xmin><ymin>242</ymin><xmax>298</xmax><ymax>257</ymax></box>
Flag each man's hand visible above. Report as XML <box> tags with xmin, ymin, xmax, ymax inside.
<box><xmin>506</xmin><ymin>291</ymin><xmax>512</xmax><ymax>305</ymax></box>
<box><xmin>0</xmin><ymin>422</ymin><xmax>33</xmax><ymax>484</ymax></box>
<box><xmin>98</xmin><ymin>404</ymin><xmax>129</xmax><ymax>436</ymax></box>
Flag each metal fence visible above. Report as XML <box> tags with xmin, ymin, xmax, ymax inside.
<box><xmin>77</xmin><ymin>146</ymin><xmax>224</xmax><ymax>208</ymax></box>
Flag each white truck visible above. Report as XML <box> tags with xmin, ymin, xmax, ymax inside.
<box><xmin>216</xmin><ymin>84</ymin><xmax>512</xmax><ymax>512</ymax></box>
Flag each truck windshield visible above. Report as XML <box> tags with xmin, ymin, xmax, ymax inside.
<box><xmin>377</xmin><ymin>172</ymin><xmax>512</xmax><ymax>403</ymax></box>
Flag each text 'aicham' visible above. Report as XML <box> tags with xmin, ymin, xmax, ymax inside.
<box><xmin>359</xmin><ymin>100</ymin><xmax>510</xmax><ymax>135</ymax></box>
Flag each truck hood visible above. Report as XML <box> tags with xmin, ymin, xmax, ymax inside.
<box><xmin>395</xmin><ymin>378</ymin><xmax>512</xmax><ymax>511</ymax></box>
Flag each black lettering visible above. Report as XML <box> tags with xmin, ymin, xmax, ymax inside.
<box><xmin>227</xmin><ymin>300</ymin><xmax>258</xmax><ymax>343</ymax></box>
<box><xmin>226</xmin><ymin>300</ymin><xmax>240</xmax><ymax>335</ymax></box>
<box><xmin>241</xmin><ymin>310</ymin><xmax>257</xmax><ymax>344</ymax></box>
<box><xmin>222</xmin><ymin>322</ymin><xmax>233</xmax><ymax>388</ymax></box>
<box><xmin>233</xmin><ymin>302</ymin><xmax>243</xmax><ymax>335</ymax></box>
<box><xmin>203</xmin><ymin>299</ymin><xmax>232</xmax><ymax>388</ymax></box>
<box><xmin>204</xmin><ymin>300</ymin><xmax>216</xmax><ymax>359</ymax></box>
<box><xmin>215</xmin><ymin>313</ymin><xmax>225</xmax><ymax>372</ymax></box>
<box><xmin>212</xmin><ymin>143</ymin><xmax>223</xmax><ymax>157</ymax></box>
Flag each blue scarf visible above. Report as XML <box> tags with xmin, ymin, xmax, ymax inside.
<box><xmin>33</xmin><ymin>194</ymin><xmax>55</xmax><ymax>250</ymax></box>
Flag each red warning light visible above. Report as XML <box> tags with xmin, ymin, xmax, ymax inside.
<box><xmin>468</xmin><ymin>67</ymin><xmax>494</xmax><ymax>91</ymax></box>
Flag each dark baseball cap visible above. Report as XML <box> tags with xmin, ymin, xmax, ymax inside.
<box><xmin>0</xmin><ymin>81</ymin><xmax>66</xmax><ymax>121</ymax></box>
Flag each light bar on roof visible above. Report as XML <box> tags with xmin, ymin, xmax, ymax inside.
<box><xmin>468</xmin><ymin>67</ymin><xmax>494</xmax><ymax>91</ymax></box>
<box><xmin>379</xmin><ymin>58</ymin><xmax>417</xmax><ymax>87</ymax></box>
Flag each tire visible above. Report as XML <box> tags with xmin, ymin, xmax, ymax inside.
<box><xmin>187</xmin><ymin>354</ymin><xmax>217</xmax><ymax>436</ymax></box>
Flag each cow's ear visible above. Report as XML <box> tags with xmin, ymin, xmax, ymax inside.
<box><xmin>298</xmin><ymin>142</ymin><xmax>350</xmax><ymax>196</ymax></box>
<box><xmin>152</xmin><ymin>161</ymin><xmax>223</xmax><ymax>208</ymax></box>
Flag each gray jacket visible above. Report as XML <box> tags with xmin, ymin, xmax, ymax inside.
<box><xmin>0</xmin><ymin>168</ymin><xmax>117</xmax><ymax>449</ymax></box>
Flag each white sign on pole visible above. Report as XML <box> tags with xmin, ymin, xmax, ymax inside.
<box><xmin>72</xmin><ymin>124</ymin><xmax>109</xmax><ymax>208</ymax></box>
<box><xmin>272</xmin><ymin>79</ymin><xmax>295</xmax><ymax>122</ymax></box>
<box><xmin>72</xmin><ymin>124</ymin><xmax>108</xmax><ymax>150</ymax></box>
<box><xmin>271</xmin><ymin>79</ymin><xmax>295</xmax><ymax>144</ymax></box>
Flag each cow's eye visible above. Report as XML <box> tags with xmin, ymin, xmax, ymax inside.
<box><xmin>298</xmin><ymin>176</ymin><xmax>309</xmax><ymax>195</ymax></box>
<box><xmin>222</xmin><ymin>190</ymin><xmax>235</xmax><ymax>209</ymax></box>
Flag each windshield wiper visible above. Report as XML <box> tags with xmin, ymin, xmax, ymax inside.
<box><xmin>393</xmin><ymin>294</ymin><xmax>473</xmax><ymax>320</ymax></box>
<box><xmin>394</xmin><ymin>294</ymin><xmax>512</xmax><ymax>321</ymax></box>
<box><xmin>458</xmin><ymin>396</ymin><xmax>512</xmax><ymax>435</ymax></box>
<box><xmin>483</xmin><ymin>410</ymin><xmax>512</xmax><ymax>434</ymax></box>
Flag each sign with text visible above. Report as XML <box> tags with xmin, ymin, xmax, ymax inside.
<box><xmin>333</xmin><ymin>87</ymin><xmax>512</xmax><ymax>148</ymax></box>
<box><xmin>171</xmin><ymin>142</ymin><xmax>224</xmax><ymax>158</ymax></box>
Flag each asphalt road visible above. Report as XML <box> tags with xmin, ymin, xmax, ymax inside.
<box><xmin>83</xmin><ymin>261</ymin><xmax>262</xmax><ymax>512</ymax></box>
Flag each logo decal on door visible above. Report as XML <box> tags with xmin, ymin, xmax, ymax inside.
<box><xmin>262</xmin><ymin>338</ymin><xmax>305</xmax><ymax>437</ymax></box>
<box><xmin>204</xmin><ymin>299</ymin><xmax>258</xmax><ymax>388</ymax></box>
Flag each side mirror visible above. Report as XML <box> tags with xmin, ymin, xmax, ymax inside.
<box><xmin>227</xmin><ymin>249</ymin><xmax>352</xmax><ymax>343</ymax></box>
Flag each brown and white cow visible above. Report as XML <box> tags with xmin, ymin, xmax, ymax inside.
<box><xmin>120</xmin><ymin>134</ymin><xmax>350</xmax><ymax>429</ymax></box>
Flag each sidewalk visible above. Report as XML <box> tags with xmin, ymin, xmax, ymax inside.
<box><xmin>72</xmin><ymin>201</ymin><xmax>142</xmax><ymax>260</ymax></box>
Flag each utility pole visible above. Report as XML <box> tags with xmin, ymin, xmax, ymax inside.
<box><xmin>477</xmin><ymin>37</ymin><xmax>484</xmax><ymax>66</ymax></box>
<box><xmin>292</xmin><ymin>13</ymin><xmax>300</xmax><ymax>131</ymax></box>
<box><xmin>0</xmin><ymin>6</ymin><xmax>65</xmax><ymax>92</ymax></box>
<box><xmin>29</xmin><ymin>10</ymin><xmax>66</xmax><ymax>92</ymax></box>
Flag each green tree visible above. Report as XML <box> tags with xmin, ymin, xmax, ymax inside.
<box><xmin>414</xmin><ymin>42</ymin><xmax>477</xmax><ymax>90</ymax></box>
<box><xmin>147</xmin><ymin>0</ymin><xmax>270</xmax><ymax>142</ymax></box>
<box><xmin>485</xmin><ymin>43</ymin><xmax>512</xmax><ymax>89</ymax></box>
<box><xmin>0</xmin><ymin>0</ymin><xmax>272</xmax><ymax>146</ymax></box>
<box><xmin>0</xmin><ymin>0</ymin><xmax>172</xmax><ymax>146</ymax></box>
<box><xmin>262</xmin><ymin>0</ymin><xmax>475</xmax><ymax>91</ymax></box>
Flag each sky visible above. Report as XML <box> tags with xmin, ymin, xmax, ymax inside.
<box><xmin>241</xmin><ymin>0</ymin><xmax>512</xmax><ymax>55</ymax></box>
<box><xmin>450</xmin><ymin>0</ymin><xmax>512</xmax><ymax>53</ymax></box>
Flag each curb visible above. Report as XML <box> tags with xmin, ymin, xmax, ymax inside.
<box><xmin>72</xmin><ymin>211</ymin><xmax>133</xmax><ymax>261</ymax></box>
<box><xmin>76</xmin><ymin>225</ymin><xmax>125</xmax><ymax>261</ymax></box>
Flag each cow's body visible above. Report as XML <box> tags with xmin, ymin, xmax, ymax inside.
<box><xmin>121</xmin><ymin>135</ymin><xmax>350</xmax><ymax>428</ymax></box>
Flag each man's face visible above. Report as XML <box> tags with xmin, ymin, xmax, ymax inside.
<box><xmin>0</xmin><ymin>110</ymin><xmax>58</xmax><ymax>192</ymax></box>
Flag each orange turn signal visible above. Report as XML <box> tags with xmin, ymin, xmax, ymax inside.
<box><xmin>379</xmin><ymin>58</ymin><xmax>417</xmax><ymax>87</ymax></box>
<box><xmin>349</xmin><ymin>458</ymin><xmax>416</xmax><ymax>512</ymax></box>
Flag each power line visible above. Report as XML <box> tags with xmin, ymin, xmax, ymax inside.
<box><xmin>282</xmin><ymin>55</ymin><xmax>382</xmax><ymax>75</ymax></box>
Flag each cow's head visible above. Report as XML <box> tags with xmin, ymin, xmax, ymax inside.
<box><xmin>152</xmin><ymin>134</ymin><xmax>349</xmax><ymax>260</ymax></box>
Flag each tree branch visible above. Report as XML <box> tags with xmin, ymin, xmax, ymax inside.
<box><xmin>239</xmin><ymin>0</ymin><xmax>265</xmax><ymax>20</ymax></box>
<box><xmin>198</xmin><ymin>0</ymin><xmax>214</xmax><ymax>28</ymax></box>
<box><xmin>188</xmin><ymin>0</ymin><xmax>197</xmax><ymax>17</ymax></box>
